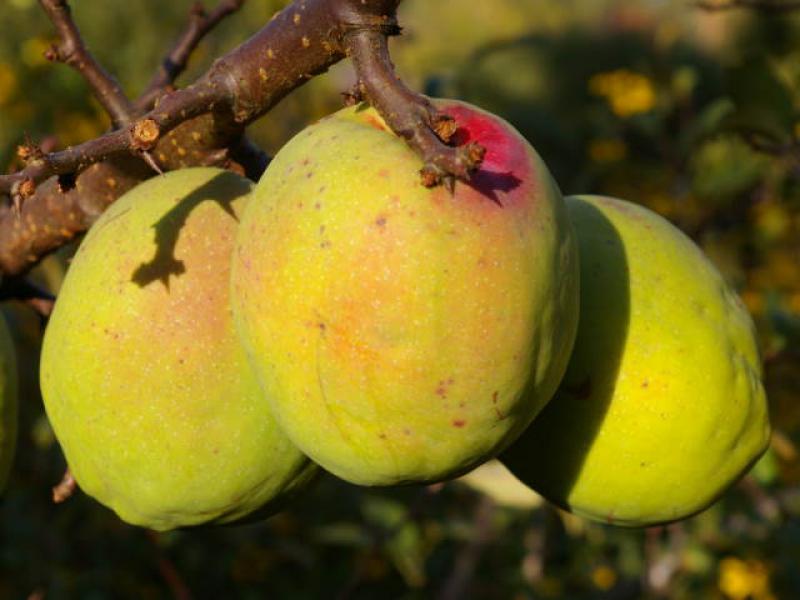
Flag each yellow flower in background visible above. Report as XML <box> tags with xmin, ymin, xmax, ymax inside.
<box><xmin>588</xmin><ymin>138</ymin><xmax>627</xmax><ymax>163</ymax></box>
<box><xmin>740</xmin><ymin>289</ymin><xmax>765</xmax><ymax>316</ymax></box>
<box><xmin>589</xmin><ymin>69</ymin><xmax>656</xmax><ymax>117</ymax></box>
<box><xmin>0</xmin><ymin>62</ymin><xmax>18</xmax><ymax>106</ymax></box>
<box><xmin>591</xmin><ymin>565</ymin><xmax>617</xmax><ymax>591</ymax></box>
<box><xmin>718</xmin><ymin>557</ymin><xmax>775</xmax><ymax>600</ymax></box>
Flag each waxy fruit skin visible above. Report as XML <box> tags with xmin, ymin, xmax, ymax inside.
<box><xmin>503</xmin><ymin>195</ymin><xmax>770</xmax><ymax>526</ymax></box>
<box><xmin>232</xmin><ymin>101</ymin><xmax>580</xmax><ymax>486</ymax></box>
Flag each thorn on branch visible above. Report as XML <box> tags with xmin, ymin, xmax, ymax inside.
<box><xmin>52</xmin><ymin>469</ymin><xmax>76</xmax><ymax>504</ymax></box>
<box><xmin>142</xmin><ymin>152</ymin><xmax>164</xmax><ymax>175</ymax></box>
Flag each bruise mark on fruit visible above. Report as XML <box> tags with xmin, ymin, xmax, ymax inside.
<box><xmin>403</xmin><ymin>428</ymin><xmax>412</xmax><ymax>436</ymax></box>
<box><xmin>452</xmin><ymin>419</ymin><xmax>466</xmax><ymax>428</ymax></box>
<box><xmin>314</xmin><ymin>202</ymin><xmax>322</xmax><ymax>210</ymax></box>
<box><xmin>378</xmin><ymin>169</ymin><xmax>389</xmax><ymax>178</ymax></box>
<box><xmin>378</xmin><ymin>433</ymin><xmax>387</xmax><ymax>440</ymax></box>
<box><xmin>641</xmin><ymin>380</ymin><xmax>649</xmax><ymax>388</ymax></box>
<box><xmin>375</xmin><ymin>215</ymin><xmax>387</xmax><ymax>228</ymax></box>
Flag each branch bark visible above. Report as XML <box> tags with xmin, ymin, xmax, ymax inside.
<box><xmin>0</xmin><ymin>0</ymin><xmax>482</xmax><ymax>278</ymax></box>
<box><xmin>135</xmin><ymin>0</ymin><xmax>247</xmax><ymax>113</ymax></box>
<box><xmin>39</xmin><ymin>0</ymin><xmax>134</xmax><ymax>126</ymax></box>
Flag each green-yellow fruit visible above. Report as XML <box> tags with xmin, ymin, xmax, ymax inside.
<box><xmin>0</xmin><ymin>314</ymin><xmax>18</xmax><ymax>493</ymax></box>
<box><xmin>503</xmin><ymin>195</ymin><xmax>770</xmax><ymax>526</ymax></box>
<box><xmin>231</xmin><ymin>100</ymin><xmax>580</xmax><ymax>486</ymax></box>
<box><xmin>41</xmin><ymin>168</ymin><xmax>315</xmax><ymax>530</ymax></box>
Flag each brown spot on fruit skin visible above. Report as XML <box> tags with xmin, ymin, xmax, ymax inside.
<box><xmin>452</xmin><ymin>419</ymin><xmax>466</xmax><ymax>428</ymax></box>
<box><xmin>492</xmin><ymin>391</ymin><xmax>506</xmax><ymax>420</ymax></box>
<box><xmin>435</xmin><ymin>377</ymin><xmax>454</xmax><ymax>399</ymax></box>
<box><xmin>375</xmin><ymin>216</ymin><xmax>387</xmax><ymax>228</ymax></box>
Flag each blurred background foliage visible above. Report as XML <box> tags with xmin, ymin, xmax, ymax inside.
<box><xmin>2</xmin><ymin>0</ymin><xmax>800</xmax><ymax>598</ymax></box>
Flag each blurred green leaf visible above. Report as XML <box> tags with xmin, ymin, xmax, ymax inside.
<box><xmin>725</xmin><ymin>56</ymin><xmax>796</xmax><ymax>143</ymax></box>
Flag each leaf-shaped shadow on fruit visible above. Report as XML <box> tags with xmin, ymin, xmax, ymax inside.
<box><xmin>465</xmin><ymin>168</ymin><xmax>522</xmax><ymax>207</ymax></box>
<box><xmin>501</xmin><ymin>202</ymin><xmax>631</xmax><ymax>516</ymax></box>
<box><xmin>131</xmin><ymin>174</ymin><xmax>242</xmax><ymax>289</ymax></box>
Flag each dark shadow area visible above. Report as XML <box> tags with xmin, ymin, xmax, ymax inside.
<box><xmin>131</xmin><ymin>173</ymin><xmax>242</xmax><ymax>289</ymax></box>
<box><xmin>501</xmin><ymin>201</ymin><xmax>631</xmax><ymax>513</ymax></box>
<box><xmin>463</xmin><ymin>169</ymin><xmax>522</xmax><ymax>206</ymax></box>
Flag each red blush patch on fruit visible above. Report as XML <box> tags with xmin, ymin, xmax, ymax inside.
<box><xmin>439</xmin><ymin>103</ymin><xmax>535</xmax><ymax>208</ymax></box>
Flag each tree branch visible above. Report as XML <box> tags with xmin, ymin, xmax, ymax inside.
<box><xmin>135</xmin><ymin>0</ymin><xmax>247</xmax><ymax>113</ymax></box>
<box><xmin>346</xmin><ymin>28</ymin><xmax>485</xmax><ymax>189</ymax></box>
<box><xmin>39</xmin><ymin>0</ymin><xmax>134</xmax><ymax>127</ymax></box>
<box><xmin>0</xmin><ymin>0</ymin><xmax>489</xmax><ymax>278</ymax></box>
